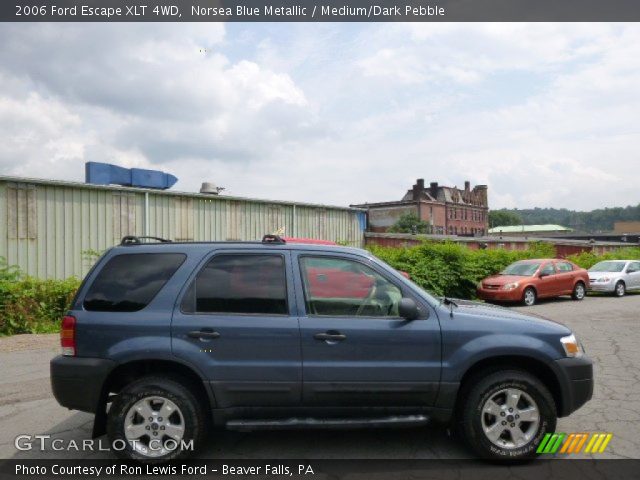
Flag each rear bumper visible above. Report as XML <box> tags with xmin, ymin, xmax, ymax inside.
<box><xmin>50</xmin><ymin>355</ymin><xmax>115</xmax><ymax>414</ymax></box>
<box><xmin>553</xmin><ymin>356</ymin><xmax>594</xmax><ymax>417</ymax></box>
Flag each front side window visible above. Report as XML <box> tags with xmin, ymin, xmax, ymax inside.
<box><xmin>300</xmin><ymin>256</ymin><xmax>402</xmax><ymax>318</ymax></box>
<box><xmin>628</xmin><ymin>262</ymin><xmax>640</xmax><ymax>273</ymax></box>
<box><xmin>539</xmin><ymin>263</ymin><xmax>556</xmax><ymax>276</ymax></box>
<box><xmin>184</xmin><ymin>254</ymin><xmax>287</xmax><ymax>315</ymax></box>
<box><xmin>84</xmin><ymin>253</ymin><xmax>186</xmax><ymax>312</ymax></box>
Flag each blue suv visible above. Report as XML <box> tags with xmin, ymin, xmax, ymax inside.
<box><xmin>51</xmin><ymin>235</ymin><xmax>593</xmax><ymax>461</ymax></box>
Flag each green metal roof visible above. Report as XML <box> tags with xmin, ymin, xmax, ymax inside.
<box><xmin>489</xmin><ymin>224</ymin><xmax>573</xmax><ymax>234</ymax></box>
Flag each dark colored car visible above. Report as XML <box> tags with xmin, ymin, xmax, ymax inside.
<box><xmin>51</xmin><ymin>236</ymin><xmax>593</xmax><ymax>461</ymax></box>
<box><xmin>477</xmin><ymin>259</ymin><xmax>590</xmax><ymax>306</ymax></box>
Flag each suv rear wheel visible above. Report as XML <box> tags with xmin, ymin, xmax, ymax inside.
<box><xmin>458</xmin><ymin>370</ymin><xmax>556</xmax><ymax>460</ymax></box>
<box><xmin>107</xmin><ymin>376</ymin><xmax>207</xmax><ymax>461</ymax></box>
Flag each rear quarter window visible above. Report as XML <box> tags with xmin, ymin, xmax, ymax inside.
<box><xmin>556</xmin><ymin>262</ymin><xmax>574</xmax><ymax>272</ymax></box>
<box><xmin>83</xmin><ymin>253</ymin><xmax>186</xmax><ymax>312</ymax></box>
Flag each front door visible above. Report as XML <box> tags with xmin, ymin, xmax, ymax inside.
<box><xmin>627</xmin><ymin>261</ymin><xmax>640</xmax><ymax>289</ymax></box>
<box><xmin>554</xmin><ymin>261</ymin><xmax>577</xmax><ymax>294</ymax></box>
<box><xmin>171</xmin><ymin>250</ymin><xmax>301</xmax><ymax>408</ymax></box>
<box><xmin>537</xmin><ymin>262</ymin><xmax>559</xmax><ymax>297</ymax></box>
<box><xmin>293</xmin><ymin>252</ymin><xmax>441</xmax><ymax>407</ymax></box>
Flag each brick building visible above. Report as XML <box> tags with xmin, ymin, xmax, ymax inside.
<box><xmin>353</xmin><ymin>178</ymin><xmax>489</xmax><ymax>236</ymax></box>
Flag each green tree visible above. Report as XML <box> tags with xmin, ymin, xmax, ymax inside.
<box><xmin>495</xmin><ymin>203</ymin><xmax>640</xmax><ymax>232</ymax></box>
<box><xmin>388</xmin><ymin>212</ymin><xmax>430</xmax><ymax>234</ymax></box>
<box><xmin>489</xmin><ymin>210</ymin><xmax>523</xmax><ymax>228</ymax></box>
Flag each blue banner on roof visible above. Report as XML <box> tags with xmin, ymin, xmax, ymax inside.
<box><xmin>85</xmin><ymin>162</ymin><xmax>178</xmax><ymax>190</ymax></box>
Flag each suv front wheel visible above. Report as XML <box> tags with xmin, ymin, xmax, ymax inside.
<box><xmin>459</xmin><ymin>370</ymin><xmax>557</xmax><ymax>460</ymax></box>
<box><xmin>107</xmin><ymin>376</ymin><xmax>207</xmax><ymax>461</ymax></box>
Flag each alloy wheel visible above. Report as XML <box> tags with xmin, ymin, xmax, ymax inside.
<box><xmin>480</xmin><ymin>388</ymin><xmax>540</xmax><ymax>449</ymax></box>
<box><xmin>123</xmin><ymin>396</ymin><xmax>185</xmax><ymax>458</ymax></box>
<box><xmin>524</xmin><ymin>289</ymin><xmax>535</xmax><ymax>306</ymax></box>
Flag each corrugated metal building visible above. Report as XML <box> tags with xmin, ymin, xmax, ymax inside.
<box><xmin>0</xmin><ymin>176</ymin><xmax>365</xmax><ymax>279</ymax></box>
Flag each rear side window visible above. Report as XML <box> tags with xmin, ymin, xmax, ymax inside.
<box><xmin>556</xmin><ymin>262</ymin><xmax>574</xmax><ymax>272</ymax></box>
<box><xmin>84</xmin><ymin>253</ymin><xmax>186</xmax><ymax>312</ymax></box>
<box><xmin>182</xmin><ymin>254</ymin><xmax>287</xmax><ymax>315</ymax></box>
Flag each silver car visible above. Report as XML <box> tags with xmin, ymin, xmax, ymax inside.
<box><xmin>588</xmin><ymin>260</ymin><xmax>640</xmax><ymax>296</ymax></box>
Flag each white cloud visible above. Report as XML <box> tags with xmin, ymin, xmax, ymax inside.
<box><xmin>0</xmin><ymin>23</ymin><xmax>314</xmax><ymax>185</ymax></box>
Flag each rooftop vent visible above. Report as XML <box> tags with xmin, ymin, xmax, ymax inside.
<box><xmin>200</xmin><ymin>182</ymin><xmax>225</xmax><ymax>195</ymax></box>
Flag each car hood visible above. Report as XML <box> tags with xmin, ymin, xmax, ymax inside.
<box><xmin>588</xmin><ymin>271</ymin><xmax>621</xmax><ymax>279</ymax></box>
<box><xmin>481</xmin><ymin>274</ymin><xmax>529</xmax><ymax>286</ymax></box>
<box><xmin>442</xmin><ymin>298</ymin><xmax>570</xmax><ymax>333</ymax></box>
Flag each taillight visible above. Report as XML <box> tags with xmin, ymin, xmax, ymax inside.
<box><xmin>60</xmin><ymin>315</ymin><xmax>76</xmax><ymax>356</ymax></box>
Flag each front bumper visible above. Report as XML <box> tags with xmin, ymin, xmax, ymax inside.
<box><xmin>553</xmin><ymin>356</ymin><xmax>594</xmax><ymax>417</ymax></box>
<box><xmin>588</xmin><ymin>282</ymin><xmax>615</xmax><ymax>292</ymax></box>
<box><xmin>476</xmin><ymin>288</ymin><xmax>522</xmax><ymax>302</ymax></box>
<box><xmin>50</xmin><ymin>355</ymin><xmax>115</xmax><ymax>414</ymax></box>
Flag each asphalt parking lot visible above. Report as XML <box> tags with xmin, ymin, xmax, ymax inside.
<box><xmin>1</xmin><ymin>294</ymin><xmax>638</xmax><ymax>460</ymax></box>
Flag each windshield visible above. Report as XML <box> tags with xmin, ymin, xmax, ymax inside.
<box><xmin>589</xmin><ymin>261</ymin><xmax>626</xmax><ymax>273</ymax></box>
<box><xmin>500</xmin><ymin>262</ymin><xmax>541</xmax><ymax>276</ymax></box>
<box><xmin>372</xmin><ymin>256</ymin><xmax>439</xmax><ymax>306</ymax></box>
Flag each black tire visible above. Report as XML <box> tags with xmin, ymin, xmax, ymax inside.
<box><xmin>458</xmin><ymin>370</ymin><xmax>557</xmax><ymax>460</ymax></box>
<box><xmin>614</xmin><ymin>281</ymin><xmax>626</xmax><ymax>297</ymax></box>
<box><xmin>522</xmin><ymin>287</ymin><xmax>536</xmax><ymax>306</ymax></box>
<box><xmin>571</xmin><ymin>282</ymin><xmax>586</xmax><ymax>301</ymax></box>
<box><xmin>107</xmin><ymin>375</ymin><xmax>207</xmax><ymax>462</ymax></box>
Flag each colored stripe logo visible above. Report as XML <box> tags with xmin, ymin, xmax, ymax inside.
<box><xmin>537</xmin><ymin>432</ymin><xmax>612</xmax><ymax>454</ymax></box>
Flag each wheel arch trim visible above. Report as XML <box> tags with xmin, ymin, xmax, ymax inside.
<box><xmin>438</xmin><ymin>353</ymin><xmax>565</xmax><ymax>418</ymax></box>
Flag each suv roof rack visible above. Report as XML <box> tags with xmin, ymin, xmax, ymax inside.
<box><xmin>121</xmin><ymin>236</ymin><xmax>173</xmax><ymax>246</ymax></box>
<box><xmin>262</xmin><ymin>234</ymin><xmax>286</xmax><ymax>245</ymax></box>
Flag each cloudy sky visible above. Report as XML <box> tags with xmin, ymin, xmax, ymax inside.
<box><xmin>0</xmin><ymin>23</ymin><xmax>638</xmax><ymax>210</ymax></box>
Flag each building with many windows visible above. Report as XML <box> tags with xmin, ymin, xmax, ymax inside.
<box><xmin>352</xmin><ymin>178</ymin><xmax>489</xmax><ymax>236</ymax></box>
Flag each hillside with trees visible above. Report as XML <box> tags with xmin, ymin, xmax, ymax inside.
<box><xmin>490</xmin><ymin>204</ymin><xmax>640</xmax><ymax>232</ymax></box>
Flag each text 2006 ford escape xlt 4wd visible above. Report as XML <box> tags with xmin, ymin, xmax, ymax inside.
<box><xmin>50</xmin><ymin>235</ymin><xmax>593</xmax><ymax>461</ymax></box>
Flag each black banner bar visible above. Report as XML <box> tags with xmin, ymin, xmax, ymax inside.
<box><xmin>2</xmin><ymin>459</ymin><xmax>640</xmax><ymax>480</ymax></box>
<box><xmin>2</xmin><ymin>0</ymin><xmax>640</xmax><ymax>22</ymax></box>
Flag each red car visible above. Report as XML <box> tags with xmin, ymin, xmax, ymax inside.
<box><xmin>477</xmin><ymin>259</ymin><xmax>589</xmax><ymax>306</ymax></box>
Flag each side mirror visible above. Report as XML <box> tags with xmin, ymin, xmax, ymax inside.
<box><xmin>539</xmin><ymin>272</ymin><xmax>549</xmax><ymax>278</ymax></box>
<box><xmin>399</xmin><ymin>298</ymin><xmax>420</xmax><ymax>321</ymax></box>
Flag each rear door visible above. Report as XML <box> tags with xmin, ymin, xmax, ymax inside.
<box><xmin>171</xmin><ymin>249</ymin><xmax>301</xmax><ymax>408</ymax></box>
<box><xmin>292</xmin><ymin>251</ymin><xmax>441</xmax><ymax>407</ymax></box>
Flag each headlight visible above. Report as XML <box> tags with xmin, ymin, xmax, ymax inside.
<box><xmin>477</xmin><ymin>281</ymin><xmax>483</xmax><ymax>289</ymax></box>
<box><xmin>600</xmin><ymin>277</ymin><xmax>611</xmax><ymax>283</ymax></box>
<box><xmin>560</xmin><ymin>334</ymin><xmax>583</xmax><ymax>358</ymax></box>
<box><xmin>502</xmin><ymin>282</ymin><xmax>519</xmax><ymax>290</ymax></box>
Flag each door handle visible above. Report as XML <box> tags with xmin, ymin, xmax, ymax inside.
<box><xmin>187</xmin><ymin>330</ymin><xmax>221</xmax><ymax>340</ymax></box>
<box><xmin>314</xmin><ymin>332</ymin><xmax>346</xmax><ymax>341</ymax></box>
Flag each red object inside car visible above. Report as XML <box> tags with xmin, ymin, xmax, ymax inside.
<box><xmin>283</xmin><ymin>237</ymin><xmax>337</xmax><ymax>245</ymax></box>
